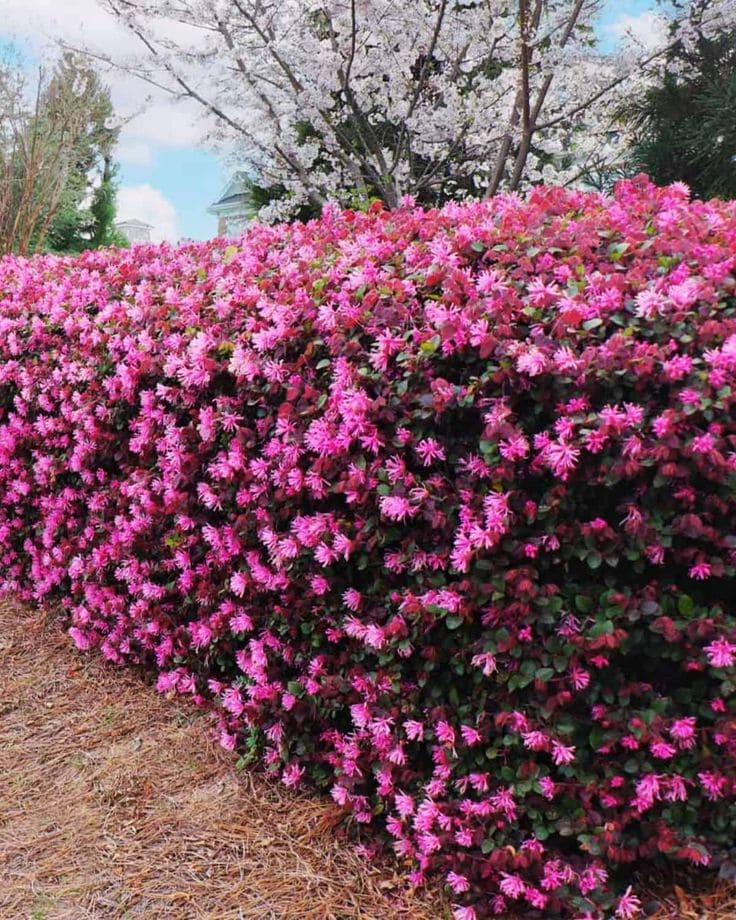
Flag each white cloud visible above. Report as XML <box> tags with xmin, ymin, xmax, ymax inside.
<box><xmin>117</xmin><ymin>184</ymin><xmax>179</xmax><ymax>242</ymax></box>
<box><xmin>115</xmin><ymin>139</ymin><xmax>154</xmax><ymax>168</ymax></box>
<box><xmin>606</xmin><ymin>11</ymin><xmax>669</xmax><ymax>53</ymax></box>
<box><xmin>115</xmin><ymin>95</ymin><xmax>207</xmax><ymax>164</ymax></box>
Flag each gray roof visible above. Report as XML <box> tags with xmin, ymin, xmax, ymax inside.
<box><xmin>115</xmin><ymin>218</ymin><xmax>153</xmax><ymax>229</ymax></box>
<box><xmin>211</xmin><ymin>192</ymin><xmax>249</xmax><ymax>208</ymax></box>
<box><xmin>208</xmin><ymin>172</ymin><xmax>252</xmax><ymax>215</ymax></box>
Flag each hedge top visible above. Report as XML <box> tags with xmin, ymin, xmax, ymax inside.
<box><xmin>1</xmin><ymin>176</ymin><xmax>736</xmax><ymax>918</ymax></box>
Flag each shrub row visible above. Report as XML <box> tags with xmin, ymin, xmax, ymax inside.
<box><xmin>1</xmin><ymin>177</ymin><xmax>735</xmax><ymax>917</ymax></box>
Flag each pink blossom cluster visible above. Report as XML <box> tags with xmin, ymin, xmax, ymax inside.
<box><xmin>1</xmin><ymin>177</ymin><xmax>736</xmax><ymax>917</ymax></box>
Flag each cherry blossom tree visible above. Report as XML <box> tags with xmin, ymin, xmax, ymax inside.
<box><xmin>84</xmin><ymin>0</ymin><xmax>735</xmax><ymax>219</ymax></box>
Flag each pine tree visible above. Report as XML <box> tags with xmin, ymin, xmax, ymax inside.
<box><xmin>625</xmin><ymin>31</ymin><xmax>736</xmax><ymax>200</ymax></box>
<box><xmin>43</xmin><ymin>54</ymin><xmax>124</xmax><ymax>253</ymax></box>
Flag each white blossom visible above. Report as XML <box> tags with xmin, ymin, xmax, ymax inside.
<box><xmin>93</xmin><ymin>0</ymin><xmax>736</xmax><ymax>218</ymax></box>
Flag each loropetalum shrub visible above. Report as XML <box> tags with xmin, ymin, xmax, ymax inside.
<box><xmin>1</xmin><ymin>177</ymin><xmax>736</xmax><ymax>918</ymax></box>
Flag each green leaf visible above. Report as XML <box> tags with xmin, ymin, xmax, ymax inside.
<box><xmin>590</xmin><ymin>618</ymin><xmax>614</xmax><ymax>637</ymax></box>
<box><xmin>575</xmin><ymin>594</ymin><xmax>593</xmax><ymax>614</ymax></box>
<box><xmin>678</xmin><ymin>594</ymin><xmax>695</xmax><ymax>616</ymax></box>
<box><xmin>445</xmin><ymin>615</ymin><xmax>463</xmax><ymax>630</ymax></box>
<box><xmin>607</xmin><ymin>241</ymin><xmax>629</xmax><ymax>261</ymax></box>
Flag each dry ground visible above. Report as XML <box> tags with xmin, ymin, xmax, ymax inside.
<box><xmin>0</xmin><ymin>598</ymin><xmax>733</xmax><ymax>920</ymax></box>
<box><xmin>0</xmin><ymin>600</ymin><xmax>446</xmax><ymax>920</ymax></box>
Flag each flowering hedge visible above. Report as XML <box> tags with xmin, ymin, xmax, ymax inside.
<box><xmin>1</xmin><ymin>177</ymin><xmax>736</xmax><ymax>918</ymax></box>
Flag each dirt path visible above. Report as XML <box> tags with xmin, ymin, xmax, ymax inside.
<box><xmin>0</xmin><ymin>601</ymin><xmax>445</xmax><ymax>920</ymax></box>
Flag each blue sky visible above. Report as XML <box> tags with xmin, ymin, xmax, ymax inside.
<box><xmin>119</xmin><ymin>148</ymin><xmax>224</xmax><ymax>242</ymax></box>
<box><xmin>3</xmin><ymin>0</ymin><xmax>658</xmax><ymax>242</ymax></box>
<box><xmin>598</xmin><ymin>0</ymin><xmax>656</xmax><ymax>50</ymax></box>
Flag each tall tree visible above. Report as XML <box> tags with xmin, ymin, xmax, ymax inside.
<box><xmin>0</xmin><ymin>51</ymin><xmax>122</xmax><ymax>255</ymax></box>
<box><xmin>74</xmin><ymin>0</ymin><xmax>735</xmax><ymax>221</ymax></box>
<box><xmin>44</xmin><ymin>53</ymin><xmax>123</xmax><ymax>253</ymax></box>
<box><xmin>88</xmin><ymin>154</ymin><xmax>128</xmax><ymax>248</ymax></box>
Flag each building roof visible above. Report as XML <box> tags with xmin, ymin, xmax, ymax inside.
<box><xmin>115</xmin><ymin>218</ymin><xmax>154</xmax><ymax>230</ymax></box>
<box><xmin>208</xmin><ymin>192</ymin><xmax>249</xmax><ymax>212</ymax></box>
<box><xmin>207</xmin><ymin>172</ymin><xmax>251</xmax><ymax>215</ymax></box>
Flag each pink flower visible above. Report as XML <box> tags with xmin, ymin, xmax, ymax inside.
<box><xmin>670</xmin><ymin>717</ymin><xmax>696</xmax><ymax>747</ymax></box>
<box><xmin>68</xmin><ymin>627</ymin><xmax>92</xmax><ymax>650</ymax></box>
<box><xmin>222</xmin><ymin>686</ymin><xmax>245</xmax><ymax>717</ymax></box>
<box><xmin>689</xmin><ymin>562</ymin><xmax>712</xmax><ymax>580</ymax></box>
<box><xmin>569</xmin><ymin>666</ymin><xmax>590</xmax><ymax>691</ymax></box>
<box><xmin>546</xmin><ymin>441</ymin><xmax>580</xmax><ymax>480</ymax></box>
<box><xmin>692</xmin><ymin>433</ymin><xmax>715</xmax><ymax>454</ymax></box>
<box><xmin>616</xmin><ymin>886</ymin><xmax>641</xmax><ymax>919</ymax></box>
<box><xmin>364</xmin><ymin>624</ymin><xmax>386</xmax><ymax>649</ymax></box>
<box><xmin>698</xmin><ymin>771</ymin><xmax>727</xmax><ymax>800</ymax></box>
<box><xmin>379</xmin><ymin>495</ymin><xmax>415</xmax><ymax>521</ymax></box>
<box><xmin>516</xmin><ymin>346</ymin><xmax>548</xmax><ymax>376</ymax></box>
<box><xmin>220</xmin><ymin>730</ymin><xmax>237</xmax><ymax>750</ymax></box>
<box><xmin>310</xmin><ymin>574</ymin><xmax>330</xmax><ymax>595</ymax></box>
<box><xmin>342</xmin><ymin>588</ymin><xmax>362</xmax><ymax>610</ymax></box>
<box><xmin>460</xmin><ymin>725</ymin><xmax>482</xmax><ymax>746</ymax></box>
<box><xmin>415</xmin><ymin>438</ymin><xmax>446</xmax><ymax>466</ymax></box>
<box><xmin>282</xmin><ymin>763</ymin><xmax>305</xmax><ymax>787</ymax></box>
<box><xmin>230</xmin><ymin>572</ymin><xmax>248</xmax><ymax>596</ymax></box>
<box><xmin>446</xmin><ymin>871</ymin><xmax>470</xmax><ymax>894</ymax></box>
<box><xmin>650</xmin><ymin>740</ymin><xmax>677</xmax><ymax>759</ymax></box>
<box><xmin>704</xmin><ymin>637</ymin><xmax>736</xmax><ymax>668</ymax></box>
<box><xmin>665</xmin><ymin>776</ymin><xmax>688</xmax><ymax>802</ymax></box>
<box><xmin>633</xmin><ymin>774</ymin><xmax>661</xmax><ymax>811</ymax></box>
<box><xmin>436</xmin><ymin>721</ymin><xmax>456</xmax><ymax>746</ymax></box>
<box><xmin>539</xmin><ymin>777</ymin><xmax>556</xmax><ymax>800</ymax></box>
<box><xmin>471</xmin><ymin>652</ymin><xmax>497</xmax><ymax>675</ymax></box>
<box><xmin>230</xmin><ymin>612</ymin><xmax>253</xmax><ymax>633</ymax></box>
<box><xmin>499</xmin><ymin>873</ymin><xmax>526</xmax><ymax>899</ymax></box>
<box><xmin>452</xmin><ymin>907</ymin><xmax>477</xmax><ymax>920</ymax></box>
<box><xmin>331</xmin><ymin>784</ymin><xmax>350</xmax><ymax>806</ymax></box>
<box><xmin>395</xmin><ymin>792</ymin><xmax>415</xmax><ymax>817</ymax></box>
<box><xmin>522</xmin><ymin>730</ymin><xmax>549</xmax><ymax>751</ymax></box>
<box><xmin>404</xmin><ymin>720</ymin><xmax>425</xmax><ymax>741</ymax></box>
<box><xmin>551</xmin><ymin>741</ymin><xmax>576</xmax><ymax>766</ymax></box>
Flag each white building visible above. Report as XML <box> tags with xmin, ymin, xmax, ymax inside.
<box><xmin>207</xmin><ymin>172</ymin><xmax>252</xmax><ymax>237</ymax></box>
<box><xmin>115</xmin><ymin>218</ymin><xmax>153</xmax><ymax>244</ymax></box>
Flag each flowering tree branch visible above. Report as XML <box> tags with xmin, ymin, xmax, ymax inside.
<box><xmin>75</xmin><ymin>0</ymin><xmax>736</xmax><ymax>219</ymax></box>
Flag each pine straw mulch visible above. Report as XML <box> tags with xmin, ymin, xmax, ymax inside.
<box><xmin>0</xmin><ymin>598</ymin><xmax>734</xmax><ymax>920</ymax></box>
<box><xmin>0</xmin><ymin>599</ymin><xmax>448</xmax><ymax>920</ymax></box>
<box><xmin>644</xmin><ymin>875</ymin><xmax>736</xmax><ymax>920</ymax></box>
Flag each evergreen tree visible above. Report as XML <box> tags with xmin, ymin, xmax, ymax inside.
<box><xmin>89</xmin><ymin>156</ymin><xmax>128</xmax><ymax>248</ymax></box>
<box><xmin>625</xmin><ymin>30</ymin><xmax>736</xmax><ymax>200</ymax></box>
<box><xmin>43</xmin><ymin>54</ymin><xmax>124</xmax><ymax>253</ymax></box>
